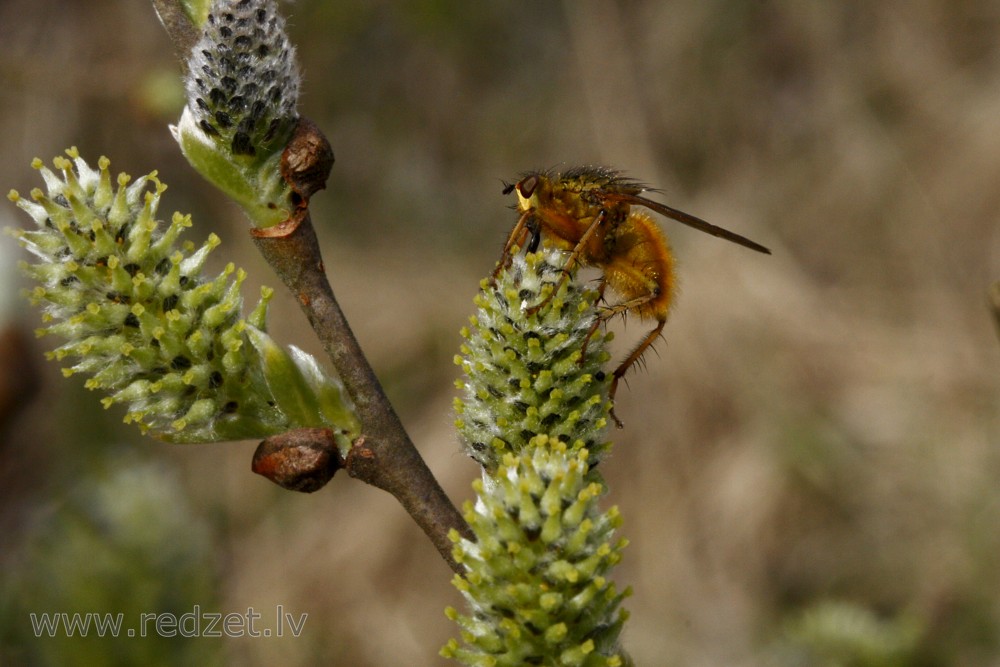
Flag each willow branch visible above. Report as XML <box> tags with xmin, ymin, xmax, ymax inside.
<box><xmin>151</xmin><ymin>0</ymin><xmax>201</xmax><ymax>72</ymax></box>
<box><xmin>153</xmin><ymin>0</ymin><xmax>471</xmax><ymax>572</ymax></box>
<box><xmin>251</xmin><ymin>119</ymin><xmax>471</xmax><ymax>571</ymax></box>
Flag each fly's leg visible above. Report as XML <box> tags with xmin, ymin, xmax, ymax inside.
<box><xmin>588</xmin><ymin>285</ymin><xmax>661</xmax><ymax>427</ymax></box>
<box><xmin>608</xmin><ymin>318</ymin><xmax>665</xmax><ymax>428</ymax></box>
<box><xmin>526</xmin><ymin>209</ymin><xmax>607</xmax><ymax>316</ymax></box>
<box><xmin>490</xmin><ymin>210</ymin><xmax>534</xmax><ymax>285</ymax></box>
<box><xmin>578</xmin><ymin>278</ymin><xmax>608</xmax><ymax>362</ymax></box>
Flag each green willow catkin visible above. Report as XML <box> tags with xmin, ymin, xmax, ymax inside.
<box><xmin>8</xmin><ymin>149</ymin><xmax>357</xmax><ymax>444</ymax></box>
<box><xmin>184</xmin><ymin>0</ymin><xmax>300</xmax><ymax>159</ymax></box>
<box><xmin>172</xmin><ymin>0</ymin><xmax>302</xmax><ymax>228</ymax></box>
<box><xmin>454</xmin><ymin>251</ymin><xmax>613</xmax><ymax>472</ymax></box>
<box><xmin>445</xmin><ymin>251</ymin><xmax>631</xmax><ymax>666</ymax></box>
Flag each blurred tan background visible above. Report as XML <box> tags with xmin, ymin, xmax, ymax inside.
<box><xmin>2</xmin><ymin>1</ymin><xmax>1000</xmax><ymax>665</ymax></box>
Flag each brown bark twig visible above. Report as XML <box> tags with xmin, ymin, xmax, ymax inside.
<box><xmin>151</xmin><ymin>0</ymin><xmax>201</xmax><ymax>73</ymax></box>
<box><xmin>251</xmin><ymin>118</ymin><xmax>472</xmax><ymax>572</ymax></box>
<box><xmin>153</xmin><ymin>4</ymin><xmax>471</xmax><ymax>572</ymax></box>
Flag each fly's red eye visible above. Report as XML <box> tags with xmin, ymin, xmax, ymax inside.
<box><xmin>517</xmin><ymin>175</ymin><xmax>538</xmax><ymax>198</ymax></box>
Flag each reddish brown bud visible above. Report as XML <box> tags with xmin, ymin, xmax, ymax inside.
<box><xmin>281</xmin><ymin>117</ymin><xmax>334</xmax><ymax>205</ymax></box>
<box><xmin>252</xmin><ymin>427</ymin><xmax>342</xmax><ymax>493</ymax></box>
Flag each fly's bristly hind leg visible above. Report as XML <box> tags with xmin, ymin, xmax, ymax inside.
<box><xmin>608</xmin><ymin>318</ymin><xmax>666</xmax><ymax>428</ymax></box>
